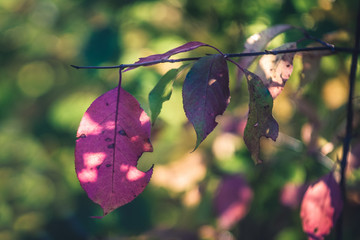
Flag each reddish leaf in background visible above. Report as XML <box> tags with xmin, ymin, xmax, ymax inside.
<box><xmin>214</xmin><ymin>175</ymin><xmax>253</xmax><ymax>230</ymax></box>
<box><xmin>75</xmin><ymin>86</ymin><xmax>153</xmax><ymax>217</ymax></box>
<box><xmin>243</xmin><ymin>70</ymin><xmax>279</xmax><ymax>164</ymax></box>
<box><xmin>256</xmin><ymin>42</ymin><xmax>297</xmax><ymax>98</ymax></box>
<box><xmin>124</xmin><ymin>41</ymin><xmax>209</xmax><ymax>72</ymax></box>
<box><xmin>280</xmin><ymin>182</ymin><xmax>307</xmax><ymax>209</ymax></box>
<box><xmin>183</xmin><ymin>54</ymin><xmax>230</xmax><ymax>150</ymax></box>
<box><xmin>237</xmin><ymin>24</ymin><xmax>293</xmax><ymax>83</ymax></box>
<box><xmin>300</xmin><ymin>172</ymin><xmax>343</xmax><ymax>240</ymax></box>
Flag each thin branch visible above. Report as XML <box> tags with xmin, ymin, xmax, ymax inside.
<box><xmin>70</xmin><ymin>57</ymin><xmax>200</xmax><ymax>70</ymax></box>
<box><xmin>336</xmin><ymin>3</ymin><xmax>360</xmax><ymax>240</ymax></box>
<box><xmin>71</xmin><ymin>46</ymin><xmax>359</xmax><ymax>70</ymax></box>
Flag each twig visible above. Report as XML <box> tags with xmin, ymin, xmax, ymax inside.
<box><xmin>71</xmin><ymin>46</ymin><xmax>359</xmax><ymax>70</ymax></box>
<box><xmin>336</xmin><ymin>3</ymin><xmax>360</xmax><ymax>240</ymax></box>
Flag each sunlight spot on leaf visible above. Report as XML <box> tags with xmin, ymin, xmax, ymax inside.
<box><xmin>247</xmin><ymin>33</ymin><xmax>261</xmax><ymax>45</ymax></box>
<box><xmin>104</xmin><ymin>120</ymin><xmax>115</xmax><ymax>130</ymax></box>
<box><xmin>208</xmin><ymin>78</ymin><xmax>217</xmax><ymax>86</ymax></box>
<box><xmin>83</xmin><ymin>152</ymin><xmax>106</xmax><ymax>168</ymax></box>
<box><xmin>130</xmin><ymin>136</ymin><xmax>140</xmax><ymax>143</ymax></box>
<box><xmin>127</xmin><ymin>166</ymin><xmax>147</xmax><ymax>181</ymax></box>
<box><xmin>78</xmin><ymin>169</ymin><xmax>98</xmax><ymax>183</ymax></box>
<box><xmin>140</xmin><ymin>111</ymin><xmax>151</xmax><ymax>126</ymax></box>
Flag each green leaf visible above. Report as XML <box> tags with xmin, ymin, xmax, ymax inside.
<box><xmin>149</xmin><ymin>69</ymin><xmax>178</xmax><ymax>124</ymax></box>
<box><xmin>243</xmin><ymin>70</ymin><xmax>279</xmax><ymax>164</ymax></box>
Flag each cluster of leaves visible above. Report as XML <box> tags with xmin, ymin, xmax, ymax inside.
<box><xmin>74</xmin><ymin>25</ymin><xmax>345</xmax><ymax>239</ymax></box>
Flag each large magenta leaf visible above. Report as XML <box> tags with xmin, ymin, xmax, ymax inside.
<box><xmin>237</xmin><ymin>24</ymin><xmax>293</xmax><ymax>82</ymax></box>
<box><xmin>124</xmin><ymin>41</ymin><xmax>209</xmax><ymax>72</ymax></box>
<box><xmin>75</xmin><ymin>86</ymin><xmax>153</xmax><ymax>217</ymax></box>
<box><xmin>300</xmin><ymin>172</ymin><xmax>343</xmax><ymax>240</ymax></box>
<box><xmin>243</xmin><ymin>70</ymin><xmax>279</xmax><ymax>164</ymax></box>
<box><xmin>214</xmin><ymin>175</ymin><xmax>253</xmax><ymax>230</ymax></box>
<box><xmin>183</xmin><ymin>54</ymin><xmax>230</xmax><ymax>150</ymax></box>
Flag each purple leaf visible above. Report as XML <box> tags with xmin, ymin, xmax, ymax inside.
<box><xmin>237</xmin><ymin>24</ymin><xmax>293</xmax><ymax>82</ymax></box>
<box><xmin>75</xmin><ymin>86</ymin><xmax>153</xmax><ymax>217</ymax></box>
<box><xmin>124</xmin><ymin>41</ymin><xmax>209</xmax><ymax>72</ymax></box>
<box><xmin>280</xmin><ymin>182</ymin><xmax>307</xmax><ymax>209</ymax></box>
<box><xmin>214</xmin><ymin>175</ymin><xmax>253</xmax><ymax>230</ymax></box>
<box><xmin>183</xmin><ymin>54</ymin><xmax>230</xmax><ymax>150</ymax></box>
<box><xmin>243</xmin><ymin>70</ymin><xmax>279</xmax><ymax>164</ymax></box>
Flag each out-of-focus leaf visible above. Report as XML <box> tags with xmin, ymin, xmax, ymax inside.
<box><xmin>149</xmin><ymin>69</ymin><xmax>178</xmax><ymax>124</ymax></box>
<box><xmin>124</xmin><ymin>41</ymin><xmax>209</xmax><ymax>72</ymax></box>
<box><xmin>75</xmin><ymin>86</ymin><xmax>153</xmax><ymax>217</ymax></box>
<box><xmin>182</xmin><ymin>54</ymin><xmax>230</xmax><ymax>150</ymax></box>
<box><xmin>237</xmin><ymin>24</ymin><xmax>293</xmax><ymax>82</ymax></box>
<box><xmin>221</xmin><ymin>114</ymin><xmax>248</xmax><ymax>137</ymax></box>
<box><xmin>214</xmin><ymin>175</ymin><xmax>253</xmax><ymax>230</ymax></box>
<box><xmin>83</xmin><ymin>26</ymin><xmax>120</xmax><ymax>65</ymax></box>
<box><xmin>256</xmin><ymin>42</ymin><xmax>297</xmax><ymax>98</ymax></box>
<box><xmin>280</xmin><ymin>182</ymin><xmax>307</xmax><ymax>209</ymax></box>
<box><xmin>347</xmin><ymin>142</ymin><xmax>360</xmax><ymax>176</ymax></box>
<box><xmin>300</xmin><ymin>172</ymin><xmax>343</xmax><ymax>240</ymax></box>
<box><xmin>243</xmin><ymin>70</ymin><xmax>279</xmax><ymax>164</ymax></box>
<box><xmin>299</xmin><ymin>47</ymin><xmax>334</xmax><ymax>88</ymax></box>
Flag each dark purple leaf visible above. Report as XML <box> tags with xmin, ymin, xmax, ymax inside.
<box><xmin>183</xmin><ymin>54</ymin><xmax>230</xmax><ymax>150</ymax></box>
<box><xmin>75</xmin><ymin>86</ymin><xmax>153</xmax><ymax>217</ymax></box>
<box><xmin>124</xmin><ymin>41</ymin><xmax>209</xmax><ymax>72</ymax></box>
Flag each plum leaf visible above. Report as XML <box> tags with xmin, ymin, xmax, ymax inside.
<box><xmin>183</xmin><ymin>54</ymin><xmax>230</xmax><ymax>150</ymax></box>
<box><xmin>214</xmin><ymin>175</ymin><xmax>253</xmax><ymax>230</ymax></box>
<box><xmin>124</xmin><ymin>41</ymin><xmax>210</xmax><ymax>72</ymax></box>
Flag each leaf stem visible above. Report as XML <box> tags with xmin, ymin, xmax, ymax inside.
<box><xmin>336</xmin><ymin>3</ymin><xmax>360</xmax><ymax>240</ymax></box>
<box><xmin>71</xmin><ymin>46</ymin><xmax>359</xmax><ymax>70</ymax></box>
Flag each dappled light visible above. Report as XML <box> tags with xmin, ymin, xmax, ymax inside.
<box><xmin>1</xmin><ymin>0</ymin><xmax>360</xmax><ymax>239</ymax></box>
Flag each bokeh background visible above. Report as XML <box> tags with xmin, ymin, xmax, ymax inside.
<box><xmin>1</xmin><ymin>0</ymin><xmax>360</xmax><ymax>239</ymax></box>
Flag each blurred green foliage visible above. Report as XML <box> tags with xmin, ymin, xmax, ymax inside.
<box><xmin>1</xmin><ymin>0</ymin><xmax>360</xmax><ymax>239</ymax></box>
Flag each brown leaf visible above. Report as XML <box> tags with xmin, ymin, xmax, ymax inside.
<box><xmin>256</xmin><ymin>42</ymin><xmax>297</xmax><ymax>98</ymax></box>
<box><xmin>237</xmin><ymin>24</ymin><xmax>293</xmax><ymax>83</ymax></box>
